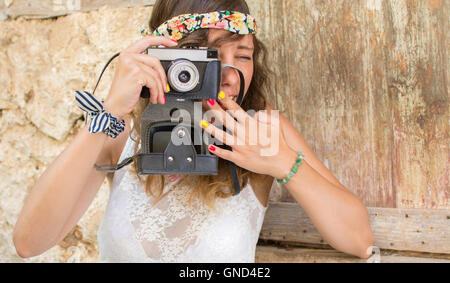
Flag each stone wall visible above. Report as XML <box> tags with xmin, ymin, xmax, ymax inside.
<box><xmin>0</xmin><ymin>5</ymin><xmax>154</xmax><ymax>263</ymax></box>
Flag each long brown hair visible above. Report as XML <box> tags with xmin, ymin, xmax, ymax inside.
<box><xmin>131</xmin><ymin>0</ymin><xmax>271</xmax><ymax>208</ymax></box>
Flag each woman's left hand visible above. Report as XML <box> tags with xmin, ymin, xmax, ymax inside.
<box><xmin>201</xmin><ymin>94</ymin><xmax>298</xmax><ymax>180</ymax></box>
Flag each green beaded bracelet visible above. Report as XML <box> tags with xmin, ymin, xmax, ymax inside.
<box><xmin>277</xmin><ymin>151</ymin><xmax>305</xmax><ymax>185</ymax></box>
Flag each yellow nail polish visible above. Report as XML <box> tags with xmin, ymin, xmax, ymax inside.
<box><xmin>201</xmin><ymin>120</ymin><xmax>209</xmax><ymax>128</ymax></box>
<box><xmin>219</xmin><ymin>91</ymin><xmax>226</xmax><ymax>99</ymax></box>
<box><xmin>166</xmin><ymin>83</ymin><xmax>171</xmax><ymax>93</ymax></box>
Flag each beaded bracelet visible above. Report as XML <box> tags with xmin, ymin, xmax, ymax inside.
<box><xmin>75</xmin><ymin>90</ymin><xmax>125</xmax><ymax>139</ymax></box>
<box><xmin>277</xmin><ymin>151</ymin><xmax>305</xmax><ymax>185</ymax></box>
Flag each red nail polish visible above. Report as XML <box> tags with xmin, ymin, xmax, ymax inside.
<box><xmin>163</xmin><ymin>96</ymin><xmax>166</xmax><ymax>104</ymax></box>
<box><xmin>208</xmin><ymin>99</ymin><xmax>215</xmax><ymax>106</ymax></box>
<box><xmin>209</xmin><ymin>145</ymin><xmax>216</xmax><ymax>152</ymax></box>
<box><xmin>170</xmin><ymin>39</ymin><xmax>178</xmax><ymax>44</ymax></box>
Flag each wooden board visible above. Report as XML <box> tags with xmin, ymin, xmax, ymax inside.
<box><xmin>260</xmin><ymin>202</ymin><xmax>450</xmax><ymax>254</ymax></box>
<box><xmin>255</xmin><ymin>245</ymin><xmax>450</xmax><ymax>263</ymax></box>
<box><xmin>248</xmin><ymin>0</ymin><xmax>449</xmax><ymax>209</ymax></box>
<box><xmin>0</xmin><ymin>0</ymin><xmax>155</xmax><ymax>19</ymax></box>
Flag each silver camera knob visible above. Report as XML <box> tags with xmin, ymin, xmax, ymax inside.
<box><xmin>177</xmin><ymin>129</ymin><xmax>186</xmax><ymax>138</ymax></box>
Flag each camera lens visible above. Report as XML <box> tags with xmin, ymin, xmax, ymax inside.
<box><xmin>178</xmin><ymin>71</ymin><xmax>191</xmax><ymax>84</ymax></box>
<box><xmin>168</xmin><ymin>59</ymin><xmax>200</xmax><ymax>93</ymax></box>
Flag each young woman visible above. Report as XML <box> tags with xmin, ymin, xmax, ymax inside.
<box><xmin>13</xmin><ymin>0</ymin><xmax>374</xmax><ymax>262</ymax></box>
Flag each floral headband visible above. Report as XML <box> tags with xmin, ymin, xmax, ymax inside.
<box><xmin>141</xmin><ymin>11</ymin><xmax>257</xmax><ymax>41</ymax></box>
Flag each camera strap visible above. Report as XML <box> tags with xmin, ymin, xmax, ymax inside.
<box><xmin>92</xmin><ymin>52</ymin><xmax>121</xmax><ymax>95</ymax></box>
<box><xmin>222</xmin><ymin>64</ymin><xmax>245</xmax><ymax>105</ymax></box>
<box><xmin>221</xmin><ymin>64</ymin><xmax>246</xmax><ymax>196</ymax></box>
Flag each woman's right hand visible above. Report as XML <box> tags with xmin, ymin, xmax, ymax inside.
<box><xmin>103</xmin><ymin>36</ymin><xmax>178</xmax><ymax>119</ymax></box>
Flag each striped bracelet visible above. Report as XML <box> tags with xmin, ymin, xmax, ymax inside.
<box><xmin>276</xmin><ymin>151</ymin><xmax>305</xmax><ymax>185</ymax></box>
<box><xmin>75</xmin><ymin>90</ymin><xmax>125</xmax><ymax>138</ymax></box>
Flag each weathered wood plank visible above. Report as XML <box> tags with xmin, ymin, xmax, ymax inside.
<box><xmin>260</xmin><ymin>202</ymin><xmax>450</xmax><ymax>254</ymax></box>
<box><xmin>0</xmin><ymin>0</ymin><xmax>155</xmax><ymax>19</ymax></box>
<box><xmin>247</xmin><ymin>0</ymin><xmax>449</xmax><ymax>209</ymax></box>
<box><xmin>260</xmin><ymin>0</ymin><xmax>397</xmax><ymax>206</ymax></box>
<box><xmin>255</xmin><ymin>245</ymin><xmax>450</xmax><ymax>263</ymax></box>
<box><xmin>384</xmin><ymin>0</ymin><xmax>449</xmax><ymax>209</ymax></box>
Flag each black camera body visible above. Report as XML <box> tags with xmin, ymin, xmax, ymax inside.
<box><xmin>136</xmin><ymin>47</ymin><xmax>221</xmax><ymax>175</ymax></box>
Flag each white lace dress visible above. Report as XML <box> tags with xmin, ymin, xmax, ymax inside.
<box><xmin>97</xmin><ymin>135</ymin><xmax>268</xmax><ymax>263</ymax></box>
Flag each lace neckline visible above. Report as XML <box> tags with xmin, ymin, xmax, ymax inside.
<box><xmin>100</xmin><ymin>133</ymin><xmax>269</xmax><ymax>262</ymax></box>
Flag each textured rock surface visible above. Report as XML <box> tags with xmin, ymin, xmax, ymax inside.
<box><xmin>0</xmin><ymin>5</ymin><xmax>153</xmax><ymax>263</ymax></box>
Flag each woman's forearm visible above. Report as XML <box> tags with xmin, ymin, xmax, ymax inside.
<box><xmin>13</xmin><ymin>125</ymin><xmax>108</xmax><ymax>257</ymax></box>
<box><xmin>282</xmin><ymin>154</ymin><xmax>374</xmax><ymax>258</ymax></box>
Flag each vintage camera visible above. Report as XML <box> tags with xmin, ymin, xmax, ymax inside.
<box><xmin>136</xmin><ymin>47</ymin><xmax>221</xmax><ymax>175</ymax></box>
